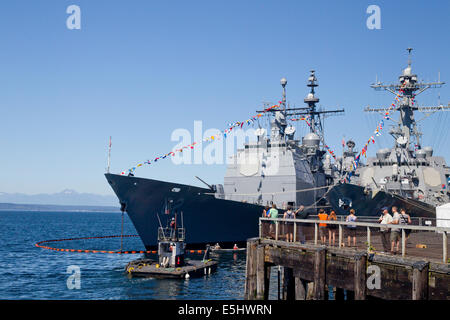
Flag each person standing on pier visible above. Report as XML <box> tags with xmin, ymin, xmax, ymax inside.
<box><xmin>378</xmin><ymin>207</ymin><xmax>393</xmax><ymax>253</ymax></box>
<box><xmin>268</xmin><ymin>204</ymin><xmax>279</xmax><ymax>238</ymax></box>
<box><xmin>318</xmin><ymin>209</ymin><xmax>328</xmax><ymax>244</ymax></box>
<box><xmin>390</xmin><ymin>206</ymin><xmax>401</xmax><ymax>254</ymax></box>
<box><xmin>390</xmin><ymin>208</ymin><xmax>412</xmax><ymax>254</ymax></box>
<box><xmin>327</xmin><ymin>210</ymin><xmax>338</xmax><ymax>246</ymax></box>
<box><xmin>345</xmin><ymin>209</ymin><xmax>357</xmax><ymax>247</ymax></box>
<box><xmin>283</xmin><ymin>205</ymin><xmax>295</xmax><ymax>242</ymax></box>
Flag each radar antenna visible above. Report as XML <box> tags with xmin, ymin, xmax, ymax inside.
<box><xmin>365</xmin><ymin>48</ymin><xmax>448</xmax><ymax>149</ymax></box>
<box><xmin>256</xmin><ymin>71</ymin><xmax>345</xmax><ymax>145</ymax></box>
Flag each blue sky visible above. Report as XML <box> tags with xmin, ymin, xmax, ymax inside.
<box><xmin>1</xmin><ymin>0</ymin><xmax>449</xmax><ymax>195</ymax></box>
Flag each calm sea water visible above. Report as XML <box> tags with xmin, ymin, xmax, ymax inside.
<box><xmin>0</xmin><ymin>210</ymin><xmax>257</xmax><ymax>300</ymax></box>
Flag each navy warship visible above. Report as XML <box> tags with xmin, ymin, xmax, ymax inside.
<box><xmin>327</xmin><ymin>49</ymin><xmax>450</xmax><ymax>218</ymax></box>
<box><xmin>105</xmin><ymin>71</ymin><xmax>343</xmax><ymax>249</ymax></box>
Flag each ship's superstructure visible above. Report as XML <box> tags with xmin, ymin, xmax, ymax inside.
<box><xmin>222</xmin><ymin>72</ymin><xmax>343</xmax><ymax>210</ymax></box>
<box><xmin>329</xmin><ymin>49</ymin><xmax>450</xmax><ymax>216</ymax></box>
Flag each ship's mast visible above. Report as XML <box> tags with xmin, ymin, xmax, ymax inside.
<box><xmin>365</xmin><ymin>48</ymin><xmax>449</xmax><ymax>151</ymax></box>
<box><xmin>287</xmin><ymin>70</ymin><xmax>345</xmax><ymax>144</ymax></box>
<box><xmin>257</xmin><ymin>71</ymin><xmax>344</xmax><ymax>144</ymax></box>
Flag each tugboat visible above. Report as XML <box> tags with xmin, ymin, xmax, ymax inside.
<box><xmin>106</xmin><ymin>71</ymin><xmax>344</xmax><ymax>250</ymax></box>
<box><xmin>328</xmin><ymin>49</ymin><xmax>450</xmax><ymax>217</ymax></box>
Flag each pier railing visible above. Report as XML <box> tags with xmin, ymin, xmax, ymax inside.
<box><xmin>259</xmin><ymin>217</ymin><xmax>449</xmax><ymax>263</ymax></box>
<box><xmin>307</xmin><ymin>215</ymin><xmax>444</xmax><ymax>227</ymax></box>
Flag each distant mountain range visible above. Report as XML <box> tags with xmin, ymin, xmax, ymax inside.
<box><xmin>0</xmin><ymin>202</ymin><xmax>120</xmax><ymax>212</ymax></box>
<box><xmin>0</xmin><ymin>189</ymin><xmax>119</xmax><ymax>207</ymax></box>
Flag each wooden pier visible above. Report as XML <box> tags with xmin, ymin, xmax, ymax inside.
<box><xmin>245</xmin><ymin>218</ymin><xmax>449</xmax><ymax>300</ymax></box>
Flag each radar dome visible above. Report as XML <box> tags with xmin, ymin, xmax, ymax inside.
<box><xmin>423</xmin><ymin>146</ymin><xmax>433</xmax><ymax>158</ymax></box>
<box><xmin>403</xmin><ymin>66</ymin><xmax>412</xmax><ymax>76</ymax></box>
<box><xmin>302</xmin><ymin>132</ymin><xmax>320</xmax><ymax>147</ymax></box>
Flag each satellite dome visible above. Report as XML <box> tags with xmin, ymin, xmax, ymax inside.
<box><xmin>403</xmin><ymin>66</ymin><xmax>412</xmax><ymax>76</ymax></box>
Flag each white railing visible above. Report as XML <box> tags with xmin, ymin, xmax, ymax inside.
<box><xmin>158</xmin><ymin>227</ymin><xmax>185</xmax><ymax>241</ymax></box>
<box><xmin>259</xmin><ymin>217</ymin><xmax>449</xmax><ymax>263</ymax></box>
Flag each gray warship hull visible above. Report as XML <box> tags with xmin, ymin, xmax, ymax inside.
<box><xmin>327</xmin><ymin>183</ymin><xmax>436</xmax><ymax>218</ymax></box>
<box><xmin>105</xmin><ymin>173</ymin><xmax>309</xmax><ymax>250</ymax></box>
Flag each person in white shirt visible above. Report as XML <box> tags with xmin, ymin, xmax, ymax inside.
<box><xmin>378</xmin><ymin>207</ymin><xmax>393</xmax><ymax>252</ymax></box>
<box><xmin>390</xmin><ymin>206</ymin><xmax>402</xmax><ymax>254</ymax></box>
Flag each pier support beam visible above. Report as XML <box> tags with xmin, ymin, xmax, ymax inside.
<box><xmin>313</xmin><ymin>247</ymin><xmax>326</xmax><ymax>300</ymax></box>
<box><xmin>244</xmin><ymin>239</ymin><xmax>258</xmax><ymax>299</ymax></box>
<box><xmin>256</xmin><ymin>245</ymin><xmax>270</xmax><ymax>300</ymax></box>
<box><xmin>354</xmin><ymin>252</ymin><xmax>367</xmax><ymax>300</ymax></box>
<box><xmin>294</xmin><ymin>277</ymin><xmax>308</xmax><ymax>300</ymax></box>
<box><xmin>246</xmin><ymin>236</ymin><xmax>449</xmax><ymax>301</ymax></box>
<box><xmin>412</xmin><ymin>261</ymin><xmax>429</xmax><ymax>300</ymax></box>
<box><xmin>282</xmin><ymin>267</ymin><xmax>295</xmax><ymax>300</ymax></box>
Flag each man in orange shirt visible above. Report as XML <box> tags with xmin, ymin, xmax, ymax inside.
<box><xmin>317</xmin><ymin>209</ymin><xmax>328</xmax><ymax>244</ymax></box>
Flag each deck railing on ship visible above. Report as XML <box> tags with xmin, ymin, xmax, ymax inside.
<box><xmin>259</xmin><ymin>217</ymin><xmax>449</xmax><ymax>263</ymax></box>
<box><xmin>158</xmin><ymin>227</ymin><xmax>185</xmax><ymax>242</ymax></box>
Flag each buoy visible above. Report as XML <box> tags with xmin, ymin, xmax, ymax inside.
<box><xmin>233</xmin><ymin>244</ymin><xmax>238</xmax><ymax>250</ymax></box>
<box><xmin>185</xmin><ymin>273</ymin><xmax>190</xmax><ymax>279</ymax></box>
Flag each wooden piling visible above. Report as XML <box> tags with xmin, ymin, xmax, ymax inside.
<box><xmin>256</xmin><ymin>244</ymin><xmax>270</xmax><ymax>300</ymax></box>
<box><xmin>313</xmin><ymin>247</ymin><xmax>326</xmax><ymax>300</ymax></box>
<box><xmin>354</xmin><ymin>252</ymin><xmax>367</xmax><ymax>300</ymax></box>
<box><xmin>294</xmin><ymin>277</ymin><xmax>307</xmax><ymax>300</ymax></box>
<box><xmin>244</xmin><ymin>238</ymin><xmax>258</xmax><ymax>300</ymax></box>
<box><xmin>412</xmin><ymin>261</ymin><xmax>429</xmax><ymax>300</ymax></box>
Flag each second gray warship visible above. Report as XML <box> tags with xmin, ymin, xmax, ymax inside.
<box><xmin>328</xmin><ymin>49</ymin><xmax>450</xmax><ymax>217</ymax></box>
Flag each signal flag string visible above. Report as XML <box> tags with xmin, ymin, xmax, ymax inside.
<box><xmin>345</xmin><ymin>82</ymin><xmax>408</xmax><ymax>182</ymax></box>
<box><xmin>120</xmin><ymin>104</ymin><xmax>280</xmax><ymax>175</ymax></box>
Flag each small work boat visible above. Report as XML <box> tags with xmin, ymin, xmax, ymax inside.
<box><xmin>125</xmin><ymin>212</ymin><xmax>218</xmax><ymax>279</ymax></box>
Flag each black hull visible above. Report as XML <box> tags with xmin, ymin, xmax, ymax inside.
<box><xmin>105</xmin><ymin>174</ymin><xmax>307</xmax><ymax>250</ymax></box>
<box><xmin>326</xmin><ymin>183</ymin><xmax>436</xmax><ymax>218</ymax></box>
